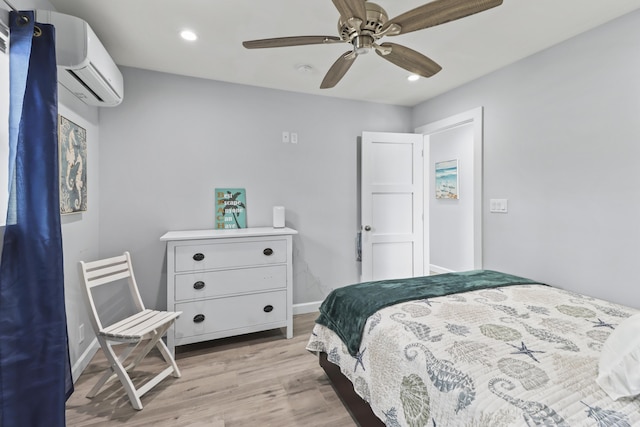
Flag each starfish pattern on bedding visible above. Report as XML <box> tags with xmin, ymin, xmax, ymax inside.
<box><xmin>508</xmin><ymin>341</ymin><xmax>545</xmax><ymax>363</ymax></box>
<box><xmin>589</xmin><ymin>318</ymin><xmax>615</xmax><ymax>329</ymax></box>
<box><xmin>354</xmin><ymin>348</ymin><xmax>366</xmax><ymax>372</ymax></box>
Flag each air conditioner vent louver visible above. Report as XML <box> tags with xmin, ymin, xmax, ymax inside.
<box><xmin>66</xmin><ymin>69</ymin><xmax>104</xmax><ymax>103</ymax></box>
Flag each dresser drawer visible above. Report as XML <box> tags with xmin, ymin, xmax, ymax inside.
<box><xmin>174</xmin><ymin>265</ymin><xmax>286</xmax><ymax>301</ymax></box>
<box><xmin>174</xmin><ymin>239</ymin><xmax>287</xmax><ymax>272</ymax></box>
<box><xmin>174</xmin><ymin>290</ymin><xmax>287</xmax><ymax>339</ymax></box>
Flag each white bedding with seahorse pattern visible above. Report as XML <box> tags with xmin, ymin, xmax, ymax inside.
<box><xmin>306</xmin><ymin>284</ymin><xmax>640</xmax><ymax>426</ymax></box>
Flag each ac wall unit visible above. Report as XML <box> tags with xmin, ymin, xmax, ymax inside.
<box><xmin>35</xmin><ymin>10</ymin><xmax>123</xmax><ymax>107</ymax></box>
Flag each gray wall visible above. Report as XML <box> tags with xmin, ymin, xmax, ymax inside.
<box><xmin>413</xmin><ymin>9</ymin><xmax>640</xmax><ymax>308</ymax></box>
<box><xmin>98</xmin><ymin>68</ymin><xmax>412</xmax><ymax>310</ymax></box>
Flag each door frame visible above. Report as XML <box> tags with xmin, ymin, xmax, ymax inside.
<box><xmin>415</xmin><ymin>106</ymin><xmax>484</xmax><ymax>271</ymax></box>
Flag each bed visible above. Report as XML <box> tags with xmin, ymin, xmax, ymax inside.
<box><xmin>306</xmin><ymin>270</ymin><xmax>640</xmax><ymax>426</ymax></box>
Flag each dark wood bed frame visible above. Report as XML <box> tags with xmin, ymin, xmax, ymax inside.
<box><xmin>319</xmin><ymin>351</ymin><xmax>385</xmax><ymax>427</ymax></box>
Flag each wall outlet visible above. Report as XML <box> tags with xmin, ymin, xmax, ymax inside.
<box><xmin>79</xmin><ymin>323</ymin><xmax>85</xmax><ymax>344</ymax></box>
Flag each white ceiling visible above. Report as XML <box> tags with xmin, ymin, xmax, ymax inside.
<box><xmin>47</xmin><ymin>0</ymin><xmax>640</xmax><ymax>106</ymax></box>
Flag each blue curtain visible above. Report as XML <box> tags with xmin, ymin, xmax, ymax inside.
<box><xmin>0</xmin><ymin>11</ymin><xmax>73</xmax><ymax>426</ymax></box>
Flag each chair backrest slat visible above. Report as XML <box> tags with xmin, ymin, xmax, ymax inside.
<box><xmin>82</xmin><ymin>254</ymin><xmax>131</xmax><ymax>288</ymax></box>
<box><xmin>83</xmin><ymin>253</ymin><xmax>127</xmax><ymax>270</ymax></box>
<box><xmin>86</xmin><ymin>270</ymin><xmax>131</xmax><ymax>288</ymax></box>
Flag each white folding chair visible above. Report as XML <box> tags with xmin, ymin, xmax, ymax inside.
<box><xmin>79</xmin><ymin>251</ymin><xmax>182</xmax><ymax>410</ymax></box>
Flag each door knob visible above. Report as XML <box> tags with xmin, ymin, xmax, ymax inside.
<box><xmin>364</xmin><ymin>225</ymin><xmax>371</xmax><ymax>231</ymax></box>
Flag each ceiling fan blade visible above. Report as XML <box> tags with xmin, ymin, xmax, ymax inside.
<box><xmin>376</xmin><ymin>43</ymin><xmax>442</xmax><ymax>78</ymax></box>
<box><xmin>243</xmin><ymin>36</ymin><xmax>342</xmax><ymax>49</ymax></box>
<box><xmin>321</xmin><ymin>51</ymin><xmax>357</xmax><ymax>89</ymax></box>
<box><xmin>332</xmin><ymin>0</ymin><xmax>367</xmax><ymax>23</ymax></box>
<box><xmin>384</xmin><ymin>0</ymin><xmax>503</xmax><ymax>35</ymax></box>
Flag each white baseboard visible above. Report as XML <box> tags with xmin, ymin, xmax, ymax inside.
<box><xmin>293</xmin><ymin>301</ymin><xmax>321</xmax><ymax>315</ymax></box>
<box><xmin>72</xmin><ymin>338</ymin><xmax>99</xmax><ymax>383</ymax></box>
<box><xmin>429</xmin><ymin>264</ymin><xmax>454</xmax><ymax>274</ymax></box>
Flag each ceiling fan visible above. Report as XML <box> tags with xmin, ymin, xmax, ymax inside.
<box><xmin>242</xmin><ymin>0</ymin><xmax>504</xmax><ymax>89</ymax></box>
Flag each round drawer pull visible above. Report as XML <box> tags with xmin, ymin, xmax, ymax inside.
<box><xmin>193</xmin><ymin>281</ymin><xmax>205</xmax><ymax>290</ymax></box>
<box><xmin>193</xmin><ymin>314</ymin><xmax>205</xmax><ymax>323</ymax></box>
<box><xmin>263</xmin><ymin>248</ymin><xmax>273</xmax><ymax>256</ymax></box>
<box><xmin>193</xmin><ymin>253</ymin><xmax>205</xmax><ymax>261</ymax></box>
<box><xmin>263</xmin><ymin>305</ymin><xmax>274</xmax><ymax>313</ymax></box>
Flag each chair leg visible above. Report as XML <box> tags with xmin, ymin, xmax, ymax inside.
<box><xmin>156</xmin><ymin>339</ymin><xmax>181</xmax><ymax>378</ymax></box>
<box><xmin>126</xmin><ymin>323</ymin><xmax>172</xmax><ymax>372</ymax></box>
<box><xmin>102</xmin><ymin>340</ymin><xmax>144</xmax><ymax>410</ymax></box>
<box><xmin>147</xmin><ymin>323</ymin><xmax>181</xmax><ymax>378</ymax></box>
<box><xmin>126</xmin><ymin>334</ymin><xmax>160</xmax><ymax>371</ymax></box>
<box><xmin>127</xmin><ymin>326</ymin><xmax>181</xmax><ymax>379</ymax></box>
<box><xmin>86</xmin><ymin>322</ymin><xmax>181</xmax><ymax>410</ymax></box>
<box><xmin>87</xmin><ymin>338</ymin><xmax>138</xmax><ymax>398</ymax></box>
<box><xmin>87</xmin><ymin>337</ymin><xmax>143</xmax><ymax>410</ymax></box>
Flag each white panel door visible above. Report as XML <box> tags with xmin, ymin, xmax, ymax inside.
<box><xmin>361</xmin><ymin>131</ymin><xmax>423</xmax><ymax>282</ymax></box>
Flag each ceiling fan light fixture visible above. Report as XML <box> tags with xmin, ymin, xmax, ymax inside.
<box><xmin>353</xmin><ymin>35</ymin><xmax>374</xmax><ymax>55</ymax></box>
<box><xmin>407</xmin><ymin>74</ymin><xmax>420</xmax><ymax>82</ymax></box>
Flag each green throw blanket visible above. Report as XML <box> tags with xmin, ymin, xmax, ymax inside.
<box><xmin>316</xmin><ymin>270</ymin><xmax>542</xmax><ymax>356</ymax></box>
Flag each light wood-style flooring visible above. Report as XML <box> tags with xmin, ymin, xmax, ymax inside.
<box><xmin>65</xmin><ymin>313</ymin><xmax>357</xmax><ymax>426</ymax></box>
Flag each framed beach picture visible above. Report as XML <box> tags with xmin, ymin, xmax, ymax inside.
<box><xmin>435</xmin><ymin>159</ymin><xmax>459</xmax><ymax>199</ymax></box>
<box><xmin>215</xmin><ymin>188</ymin><xmax>247</xmax><ymax>229</ymax></box>
<box><xmin>59</xmin><ymin>115</ymin><xmax>87</xmax><ymax>214</ymax></box>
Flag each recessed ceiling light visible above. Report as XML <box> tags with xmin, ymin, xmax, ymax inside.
<box><xmin>407</xmin><ymin>74</ymin><xmax>420</xmax><ymax>82</ymax></box>
<box><xmin>180</xmin><ymin>30</ymin><xmax>197</xmax><ymax>41</ymax></box>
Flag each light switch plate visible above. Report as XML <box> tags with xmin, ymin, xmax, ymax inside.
<box><xmin>490</xmin><ymin>199</ymin><xmax>508</xmax><ymax>213</ymax></box>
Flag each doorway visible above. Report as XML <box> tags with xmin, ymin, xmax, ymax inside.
<box><xmin>360</xmin><ymin>107</ymin><xmax>483</xmax><ymax>281</ymax></box>
<box><xmin>416</xmin><ymin>107</ymin><xmax>483</xmax><ymax>273</ymax></box>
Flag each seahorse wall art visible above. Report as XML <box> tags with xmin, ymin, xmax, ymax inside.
<box><xmin>404</xmin><ymin>342</ymin><xmax>476</xmax><ymax>413</ymax></box>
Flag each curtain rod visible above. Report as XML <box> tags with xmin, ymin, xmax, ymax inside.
<box><xmin>2</xmin><ymin>0</ymin><xmax>17</xmax><ymax>13</ymax></box>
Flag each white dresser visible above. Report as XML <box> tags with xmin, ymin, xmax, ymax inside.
<box><xmin>160</xmin><ymin>227</ymin><xmax>298</xmax><ymax>355</ymax></box>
